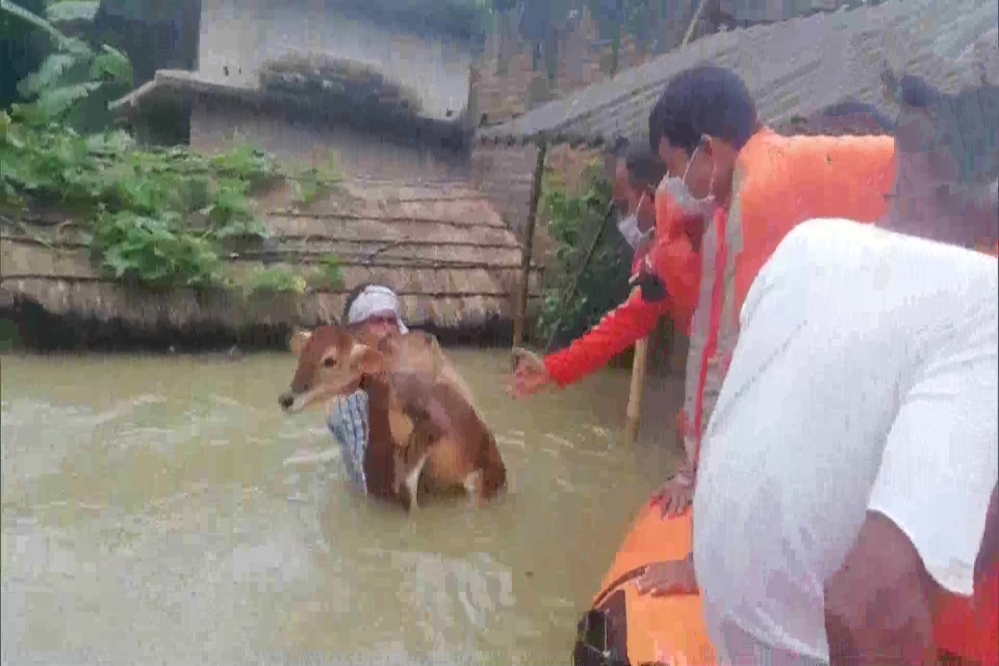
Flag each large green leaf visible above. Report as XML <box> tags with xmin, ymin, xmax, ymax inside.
<box><xmin>45</xmin><ymin>0</ymin><xmax>100</xmax><ymax>24</ymax></box>
<box><xmin>18</xmin><ymin>52</ymin><xmax>79</xmax><ymax>97</ymax></box>
<box><xmin>36</xmin><ymin>81</ymin><xmax>101</xmax><ymax>118</ymax></box>
<box><xmin>91</xmin><ymin>45</ymin><xmax>133</xmax><ymax>88</ymax></box>
<box><xmin>85</xmin><ymin>130</ymin><xmax>134</xmax><ymax>156</ymax></box>
<box><xmin>0</xmin><ymin>0</ymin><xmax>92</xmax><ymax>55</ymax></box>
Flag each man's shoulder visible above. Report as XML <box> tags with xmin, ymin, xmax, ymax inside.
<box><xmin>779</xmin><ymin>217</ymin><xmax>885</xmax><ymax>254</ymax></box>
<box><xmin>735</xmin><ymin>128</ymin><xmax>893</xmax><ymax>192</ymax></box>
<box><xmin>776</xmin><ymin>218</ymin><xmax>997</xmax><ymax>278</ymax></box>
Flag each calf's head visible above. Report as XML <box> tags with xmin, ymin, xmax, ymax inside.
<box><xmin>278</xmin><ymin>325</ymin><xmax>384</xmax><ymax>413</ymax></box>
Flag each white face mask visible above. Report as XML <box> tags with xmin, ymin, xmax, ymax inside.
<box><xmin>656</xmin><ymin>139</ymin><xmax>717</xmax><ymax>217</ymax></box>
<box><xmin>617</xmin><ymin>213</ymin><xmax>649</xmax><ymax>250</ymax></box>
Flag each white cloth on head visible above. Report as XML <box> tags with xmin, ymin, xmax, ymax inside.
<box><xmin>347</xmin><ymin>285</ymin><xmax>408</xmax><ymax>333</ymax></box>
<box><xmin>691</xmin><ymin>218</ymin><xmax>998</xmax><ymax>662</ymax></box>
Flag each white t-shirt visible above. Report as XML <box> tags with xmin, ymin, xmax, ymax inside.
<box><xmin>692</xmin><ymin>218</ymin><xmax>999</xmax><ymax>660</ymax></box>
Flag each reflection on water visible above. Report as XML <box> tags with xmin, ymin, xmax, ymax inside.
<box><xmin>1</xmin><ymin>350</ymin><xmax>683</xmax><ymax>665</ymax></box>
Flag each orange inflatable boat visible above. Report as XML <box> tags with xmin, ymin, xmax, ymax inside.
<box><xmin>572</xmin><ymin>504</ymin><xmax>715</xmax><ymax>666</ymax></box>
<box><xmin>574</xmin><ymin>500</ymin><xmax>998</xmax><ymax>666</ymax></box>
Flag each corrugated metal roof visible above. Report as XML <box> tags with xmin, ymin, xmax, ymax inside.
<box><xmin>479</xmin><ymin>0</ymin><xmax>998</xmax><ymax>147</ymax></box>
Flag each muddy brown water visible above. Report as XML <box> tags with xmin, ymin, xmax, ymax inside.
<box><xmin>1</xmin><ymin>349</ymin><xmax>684</xmax><ymax>666</ymax></box>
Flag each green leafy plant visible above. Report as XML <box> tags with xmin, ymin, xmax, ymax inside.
<box><xmin>305</xmin><ymin>252</ymin><xmax>345</xmax><ymax>291</ymax></box>
<box><xmin>246</xmin><ymin>265</ymin><xmax>307</xmax><ymax>297</ymax></box>
<box><xmin>1</xmin><ymin>106</ymin><xmax>288</xmax><ymax>287</ymax></box>
<box><xmin>1</xmin><ymin>2</ymin><xmax>343</xmax><ymax>294</ymax></box>
<box><xmin>536</xmin><ymin>161</ymin><xmax>632</xmax><ymax>348</ymax></box>
<box><xmin>45</xmin><ymin>1</ymin><xmax>101</xmax><ymax>27</ymax></box>
<box><xmin>3</xmin><ymin>0</ymin><xmax>132</xmax><ymax>132</ymax></box>
<box><xmin>92</xmin><ymin>209</ymin><xmax>226</xmax><ymax>290</ymax></box>
<box><xmin>291</xmin><ymin>151</ymin><xmax>343</xmax><ymax>207</ymax></box>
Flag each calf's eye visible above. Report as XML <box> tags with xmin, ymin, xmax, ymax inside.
<box><xmin>322</xmin><ymin>357</ymin><xmax>337</xmax><ymax>368</ymax></box>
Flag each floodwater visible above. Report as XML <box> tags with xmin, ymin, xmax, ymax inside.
<box><xmin>1</xmin><ymin>349</ymin><xmax>684</xmax><ymax>666</ymax></box>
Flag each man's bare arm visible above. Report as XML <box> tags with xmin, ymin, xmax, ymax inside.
<box><xmin>391</xmin><ymin>370</ymin><xmax>452</xmax><ymax>438</ymax></box>
<box><xmin>824</xmin><ymin>511</ymin><xmax>939</xmax><ymax>666</ymax></box>
<box><xmin>975</xmin><ymin>485</ymin><xmax>999</xmax><ymax>580</ymax></box>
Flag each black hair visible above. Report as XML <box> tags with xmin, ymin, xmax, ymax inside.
<box><xmin>892</xmin><ymin>73</ymin><xmax>943</xmax><ymax>109</ymax></box>
<box><xmin>623</xmin><ymin>145</ymin><xmax>666</xmax><ymax>190</ymax></box>
<box><xmin>648</xmin><ymin>64</ymin><xmax>758</xmax><ymax>155</ymax></box>
<box><xmin>886</xmin><ymin>71</ymin><xmax>999</xmax><ymax>247</ymax></box>
<box><xmin>892</xmin><ymin>72</ymin><xmax>999</xmax><ymax>187</ymax></box>
<box><xmin>818</xmin><ymin>101</ymin><xmax>896</xmax><ymax>133</ymax></box>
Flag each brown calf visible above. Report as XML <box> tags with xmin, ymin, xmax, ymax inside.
<box><xmin>277</xmin><ymin>325</ymin><xmax>507</xmax><ymax>510</ymax></box>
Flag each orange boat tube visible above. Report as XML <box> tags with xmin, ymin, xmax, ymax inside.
<box><xmin>572</xmin><ymin>504</ymin><xmax>716</xmax><ymax>666</ymax></box>
<box><xmin>575</xmin><ymin>500</ymin><xmax>998</xmax><ymax>666</ymax></box>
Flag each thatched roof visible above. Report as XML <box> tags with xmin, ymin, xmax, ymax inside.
<box><xmin>0</xmin><ymin>179</ymin><xmax>542</xmax><ymax>340</ymax></box>
<box><xmin>478</xmin><ymin>0</ymin><xmax>998</xmax><ymax>148</ymax></box>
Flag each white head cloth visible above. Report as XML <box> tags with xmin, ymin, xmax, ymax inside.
<box><xmin>347</xmin><ymin>285</ymin><xmax>408</xmax><ymax>334</ymax></box>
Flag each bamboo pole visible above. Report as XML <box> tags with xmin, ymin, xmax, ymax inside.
<box><xmin>511</xmin><ymin>140</ymin><xmax>548</xmax><ymax>363</ymax></box>
<box><xmin>625</xmin><ymin>313</ymin><xmax>650</xmax><ymax>442</ymax></box>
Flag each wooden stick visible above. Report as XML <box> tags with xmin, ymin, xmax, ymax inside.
<box><xmin>625</xmin><ymin>333</ymin><xmax>650</xmax><ymax>442</ymax></box>
<box><xmin>511</xmin><ymin>140</ymin><xmax>548</xmax><ymax>360</ymax></box>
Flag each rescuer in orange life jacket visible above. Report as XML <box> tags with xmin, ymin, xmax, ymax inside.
<box><xmin>631</xmin><ymin>69</ymin><xmax>998</xmax><ymax>666</ymax></box>
<box><xmin>516</xmin><ymin>61</ymin><xmax>997</xmax><ymax>665</ymax></box>
<box><xmin>510</xmin><ymin>64</ymin><xmax>897</xmax><ymax>515</ymax></box>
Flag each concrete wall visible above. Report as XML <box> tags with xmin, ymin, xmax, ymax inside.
<box><xmin>197</xmin><ymin>0</ymin><xmax>473</xmax><ymax>120</ymax></box>
<box><xmin>190</xmin><ymin>98</ymin><xmax>471</xmax><ymax>182</ymax></box>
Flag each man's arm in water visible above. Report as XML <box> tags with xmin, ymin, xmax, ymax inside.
<box><xmin>392</xmin><ymin>371</ymin><xmax>453</xmax><ymax>437</ymax></box>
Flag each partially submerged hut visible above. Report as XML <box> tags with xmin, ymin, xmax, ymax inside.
<box><xmin>0</xmin><ymin>179</ymin><xmax>527</xmax><ymax>349</ymax></box>
<box><xmin>1</xmin><ymin>0</ymin><xmax>543</xmax><ymax>349</ymax></box>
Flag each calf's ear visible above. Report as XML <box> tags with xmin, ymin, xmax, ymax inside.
<box><xmin>289</xmin><ymin>328</ymin><xmax>312</xmax><ymax>357</ymax></box>
<box><xmin>348</xmin><ymin>343</ymin><xmax>383</xmax><ymax>375</ymax></box>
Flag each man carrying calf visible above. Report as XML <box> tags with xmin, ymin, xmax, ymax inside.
<box><xmin>279</xmin><ymin>283</ymin><xmax>506</xmax><ymax>509</ymax></box>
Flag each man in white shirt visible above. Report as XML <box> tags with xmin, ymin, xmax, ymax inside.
<box><xmin>692</xmin><ymin>217</ymin><xmax>998</xmax><ymax>664</ymax></box>
<box><xmin>689</xmin><ymin>74</ymin><xmax>999</xmax><ymax>665</ymax></box>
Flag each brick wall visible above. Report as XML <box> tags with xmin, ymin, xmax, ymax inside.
<box><xmin>470</xmin><ymin>141</ymin><xmax>608</xmax><ymax>262</ymax></box>
<box><xmin>467</xmin><ymin>5</ymin><xmax>706</xmax><ymax>240</ymax></box>
<box><xmin>469</xmin><ymin>143</ymin><xmax>539</xmax><ymax>241</ymax></box>
<box><xmin>470</xmin><ymin>8</ymin><xmax>690</xmax><ymax>126</ymax></box>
